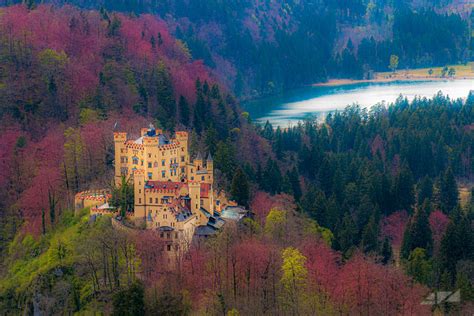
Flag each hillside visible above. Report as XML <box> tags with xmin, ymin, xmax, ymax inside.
<box><xmin>4</xmin><ymin>0</ymin><xmax>471</xmax><ymax>97</ymax></box>
<box><xmin>0</xmin><ymin>2</ymin><xmax>473</xmax><ymax>315</ymax></box>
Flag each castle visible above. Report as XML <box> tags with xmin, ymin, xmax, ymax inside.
<box><xmin>82</xmin><ymin>124</ymin><xmax>234</xmax><ymax>237</ymax></box>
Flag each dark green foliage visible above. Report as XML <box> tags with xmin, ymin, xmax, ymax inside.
<box><xmin>334</xmin><ymin>213</ymin><xmax>357</xmax><ymax>257</ymax></box>
<box><xmin>360</xmin><ymin>213</ymin><xmax>379</xmax><ymax>254</ymax></box>
<box><xmin>146</xmin><ymin>290</ymin><xmax>191</xmax><ymax>316</ymax></box>
<box><xmin>417</xmin><ymin>176</ymin><xmax>433</xmax><ymax>205</ymax></box>
<box><xmin>439</xmin><ymin>209</ymin><xmax>474</xmax><ymax>285</ymax></box>
<box><xmin>112</xmin><ymin>282</ymin><xmax>145</xmax><ymax>316</ymax></box>
<box><xmin>230</xmin><ymin>168</ymin><xmax>250</xmax><ymax>207</ymax></box>
<box><xmin>401</xmin><ymin>201</ymin><xmax>433</xmax><ymax>259</ymax></box>
<box><xmin>178</xmin><ymin>95</ymin><xmax>190</xmax><ymax>126</ymax></box>
<box><xmin>439</xmin><ymin>167</ymin><xmax>459</xmax><ymax>214</ymax></box>
<box><xmin>261</xmin><ymin>158</ymin><xmax>282</xmax><ymax>194</ymax></box>
<box><xmin>287</xmin><ymin>167</ymin><xmax>302</xmax><ymax>202</ymax></box>
<box><xmin>155</xmin><ymin>63</ymin><xmax>176</xmax><ymax>131</ymax></box>
<box><xmin>392</xmin><ymin>165</ymin><xmax>415</xmax><ymax>213</ymax></box>
<box><xmin>380</xmin><ymin>237</ymin><xmax>393</xmax><ymax>264</ymax></box>
<box><xmin>110</xmin><ymin>176</ymin><xmax>134</xmax><ymax>216</ymax></box>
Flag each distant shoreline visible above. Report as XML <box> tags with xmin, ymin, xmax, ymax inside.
<box><xmin>314</xmin><ymin>76</ymin><xmax>474</xmax><ymax>87</ymax></box>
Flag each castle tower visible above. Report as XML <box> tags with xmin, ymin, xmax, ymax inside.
<box><xmin>195</xmin><ymin>152</ymin><xmax>203</xmax><ymax>170</ymax></box>
<box><xmin>133</xmin><ymin>169</ymin><xmax>146</xmax><ymax>223</ymax></box>
<box><xmin>114</xmin><ymin>132</ymin><xmax>128</xmax><ymax>186</ymax></box>
<box><xmin>143</xmin><ymin>134</ymin><xmax>159</xmax><ymax>181</ymax></box>
<box><xmin>188</xmin><ymin>181</ymin><xmax>204</xmax><ymax>223</ymax></box>
<box><xmin>206</xmin><ymin>152</ymin><xmax>214</xmax><ymax>184</ymax></box>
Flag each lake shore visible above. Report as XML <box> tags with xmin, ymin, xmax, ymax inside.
<box><xmin>314</xmin><ymin>76</ymin><xmax>474</xmax><ymax>87</ymax></box>
<box><xmin>315</xmin><ymin>63</ymin><xmax>474</xmax><ymax>87</ymax></box>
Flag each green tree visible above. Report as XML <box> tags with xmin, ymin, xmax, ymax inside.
<box><xmin>112</xmin><ymin>282</ymin><xmax>145</xmax><ymax>316</ymax></box>
<box><xmin>439</xmin><ymin>167</ymin><xmax>458</xmax><ymax>214</ymax></box>
<box><xmin>401</xmin><ymin>201</ymin><xmax>433</xmax><ymax>259</ymax></box>
<box><xmin>448</xmin><ymin>67</ymin><xmax>456</xmax><ymax>77</ymax></box>
<box><xmin>417</xmin><ymin>176</ymin><xmax>433</xmax><ymax>205</ymax></box>
<box><xmin>280</xmin><ymin>247</ymin><xmax>308</xmax><ymax>315</ymax></box>
<box><xmin>335</xmin><ymin>212</ymin><xmax>357</xmax><ymax>257</ymax></box>
<box><xmin>405</xmin><ymin>248</ymin><xmax>432</xmax><ymax>285</ymax></box>
<box><xmin>380</xmin><ymin>237</ymin><xmax>393</xmax><ymax>264</ymax></box>
<box><xmin>178</xmin><ymin>95</ymin><xmax>190</xmax><ymax>126</ymax></box>
<box><xmin>147</xmin><ymin>290</ymin><xmax>192</xmax><ymax>316</ymax></box>
<box><xmin>110</xmin><ymin>176</ymin><xmax>134</xmax><ymax>217</ymax></box>
<box><xmin>287</xmin><ymin>167</ymin><xmax>302</xmax><ymax>202</ymax></box>
<box><xmin>230</xmin><ymin>168</ymin><xmax>250</xmax><ymax>207</ymax></box>
<box><xmin>439</xmin><ymin>209</ymin><xmax>474</xmax><ymax>285</ymax></box>
<box><xmin>389</xmin><ymin>54</ymin><xmax>399</xmax><ymax>72</ymax></box>
<box><xmin>155</xmin><ymin>62</ymin><xmax>176</xmax><ymax>130</ymax></box>
<box><xmin>360</xmin><ymin>213</ymin><xmax>379</xmax><ymax>254</ymax></box>
<box><xmin>264</xmin><ymin>209</ymin><xmax>287</xmax><ymax>241</ymax></box>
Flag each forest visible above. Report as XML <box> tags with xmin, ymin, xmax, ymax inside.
<box><xmin>1</xmin><ymin>0</ymin><xmax>472</xmax><ymax>96</ymax></box>
<box><xmin>0</xmin><ymin>2</ymin><xmax>473</xmax><ymax>315</ymax></box>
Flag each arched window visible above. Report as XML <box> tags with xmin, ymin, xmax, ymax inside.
<box><xmin>132</xmin><ymin>156</ymin><xmax>139</xmax><ymax>165</ymax></box>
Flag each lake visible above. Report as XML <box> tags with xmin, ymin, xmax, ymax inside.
<box><xmin>243</xmin><ymin>80</ymin><xmax>474</xmax><ymax>127</ymax></box>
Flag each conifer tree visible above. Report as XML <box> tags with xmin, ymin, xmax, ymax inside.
<box><xmin>230</xmin><ymin>168</ymin><xmax>250</xmax><ymax>207</ymax></box>
<box><xmin>439</xmin><ymin>207</ymin><xmax>474</xmax><ymax>285</ymax></box>
<box><xmin>439</xmin><ymin>167</ymin><xmax>458</xmax><ymax>214</ymax></box>
<box><xmin>360</xmin><ymin>213</ymin><xmax>379</xmax><ymax>254</ymax></box>
<box><xmin>287</xmin><ymin>167</ymin><xmax>302</xmax><ymax>202</ymax></box>
<box><xmin>335</xmin><ymin>212</ymin><xmax>357</xmax><ymax>256</ymax></box>
<box><xmin>401</xmin><ymin>200</ymin><xmax>433</xmax><ymax>259</ymax></box>
<box><xmin>380</xmin><ymin>237</ymin><xmax>393</xmax><ymax>264</ymax></box>
<box><xmin>178</xmin><ymin>95</ymin><xmax>190</xmax><ymax>126</ymax></box>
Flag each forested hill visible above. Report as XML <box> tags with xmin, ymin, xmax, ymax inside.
<box><xmin>0</xmin><ymin>4</ymin><xmax>269</xmax><ymax>236</ymax></box>
<box><xmin>3</xmin><ymin>0</ymin><xmax>472</xmax><ymax>97</ymax></box>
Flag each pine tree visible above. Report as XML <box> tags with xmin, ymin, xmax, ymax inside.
<box><xmin>439</xmin><ymin>207</ymin><xmax>474</xmax><ymax>285</ymax></box>
<box><xmin>335</xmin><ymin>212</ymin><xmax>357</xmax><ymax>256</ymax></box>
<box><xmin>287</xmin><ymin>167</ymin><xmax>302</xmax><ymax>202</ymax></box>
<box><xmin>439</xmin><ymin>167</ymin><xmax>458</xmax><ymax>214</ymax></box>
<box><xmin>155</xmin><ymin>62</ymin><xmax>176</xmax><ymax>130</ymax></box>
<box><xmin>360</xmin><ymin>213</ymin><xmax>379</xmax><ymax>254</ymax></box>
<box><xmin>380</xmin><ymin>237</ymin><xmax>393</xmax><ymax>264</ymax></box>
<box><xmin>178</xmin><ymin>95</ymin><xmax>190</xmax><ymax>126</ymax></box>
<box><xmin>401</xmin><ymin>200</ymin><xmax>433</xmax><ymax>259</ymax></box>
<box><xmin>230</xmin><ymin>168</ymin><xmax>250</xmax><ymax>207</ymax></box>
<box><xmin>417</xmin><ymin>176</ymin><xmax>433</xmax><ymax>205</ymax></box>
<box><xmin>393</xmin><ymin>165</ymin><xmax>415</xmax><ymax>213</ymax></box>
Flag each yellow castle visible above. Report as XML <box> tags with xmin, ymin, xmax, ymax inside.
<box><xmin>111</xmin><ymin>124</ymin><xmax>224</xmax><ymax>236</ymax></box>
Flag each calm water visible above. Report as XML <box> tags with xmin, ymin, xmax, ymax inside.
<box><xmin>243</xmin><ymin>80</ymin><xmax>474</xmax><ymax>127</ymax></box>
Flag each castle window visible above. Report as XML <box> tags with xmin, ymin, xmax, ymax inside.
<box><xmin>162</xmin><ymin>160</ymin><xmax>165</xmax><ymax>166</ymax></box>
<box><xmin>141</xmin><ymin>160</ymin><xmax>144</xmax><ymax>166</ymax></box>
<box><xmin>154</xmin><ymin>162</ymin><xmax>158</xmax><ymax>167</ymax></box>
<box><xmin>201</xmin><ymin>176</ymin><xmax>205</xmax><ymax>181</ymax></box>
<box><xmin>155</xmin><ymin>198</ymin><xmax>158</xmax><ymax>204</ymax></box>
<box><xmin>148</xmin><ymin>162</ymin><xmax>152</xmax><ymax>168</ymax></box>
<box><xmin>149</xmin><ymin>198</ymin><xmax>152</xmax><ymax>204</ymax></box>
<box><xmin>167</xmin><ymin>244</ymin><xmax>171</xmax><ymax>251</ymax></box>
<box><xmin>167</xmin><ymin>233</ymin><xmax>170</xmax><ymax>239</ymax></box>
<box><xmin>191</xmin><ymin>176</ymin><xmax>194</xmax><ymax>180</ymax></box>
<box><xmin>161</xmin><ymin>170</ymin><xmax>166</xmax><ymax>178</ymax></box>
<box><xmin>181</xmin><ymin>156</ymin><xmax>184</xmax><ymax>162</ymax></box>
<box><xmin>139</xmin><ymin>198</ymin><xmax>142</xmax><ymax>204</ymax></box>
<box><xmin>132</xmin><ymin>156</ymin><xmax>139</xmax><ymax>165</ymax></box>
<box><xmin>148</xmin><ymin>154</ymin><xmax>151</xmax><ymax>158</ymax></box>
<box><xmin>160</xmin><ymin>232</ymin><xmax>164</xmax><ymax>238</ymax></box>
<box><xmin>181</xmin><ymin>167</ymin><xmax>185</xmax><ymax>173</ymax></box>
<box><xmin>148</xmin><ymin>172</ymin><xmax>152</xmax><ymax>180</ymax></box>
<box><xmin>139</xmin><ymin>189</ymin><xmax>141</xmax><ymax>194</ymax></box>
